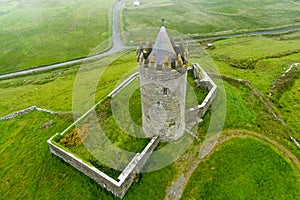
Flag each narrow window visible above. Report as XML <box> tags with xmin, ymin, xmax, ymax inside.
<box><xmin>163</xmin><ymin>87</ymin><xmax>168</xmax><ymax>96</ymax></box>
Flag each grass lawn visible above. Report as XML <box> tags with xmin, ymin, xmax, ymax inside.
<box><xmin>278</xmin><ymin>78</ymin><xmax>300</xmax><ymax>133</ymax></box>
<box><xmin>122</xmin><ymin>0</ymin><xmax>300</xmax><ymax>37</ymax></box>
<box><xmin>0</xmin><ymin>0</ymin><xmax>113</xmax><ymax>75</ymax></box>
<box><xmin>197</xmin><ymin>78</ymin><xmax>300</xmax><ymax>160</ymax></box>
<box><xmin>209</xmin><ymin>35</ymin><xmax>300</xmax><ymax>62</ymax></box>
<box><xmin>52</xmin><ymin>96</ymin><xmax>150</xmax><ymax>176</ymax></box>
<box><xmin>181</xmin><ymin>137</ymin><xmax>300</xmax><ymax>200</ymax></box>
<box><xmin>0</xmin><ymin>51</ymin><xmax>137</xmax><ymax>116</ymax></box>
<box><xmin>1</xmin><ymin>31</ymin><xmax>300</xmax><ymax>199</ymax></box>
<box><xmin>0</xmin><ymin>111</ymin><xmax>176</xmax><ymax>199</ymax></box>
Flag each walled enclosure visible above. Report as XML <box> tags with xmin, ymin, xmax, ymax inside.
<box><xmin>47</xmin><ymin>63</ymin><xmax>217</xmax><ymax>198</ymax></box>
<box><xmin>48</xmin><ymin>26</ymin><xmax>217</xmax><ymax>198</ymax></box>
<box><xmin>48</xmin><ymin>73</ymin><xmax>160</xmax><ymax>199</ymax></box>
<box><xmin>185</xmin><ymin>63</ymin><xmax>217</xmax><ymax>125</ymax></box>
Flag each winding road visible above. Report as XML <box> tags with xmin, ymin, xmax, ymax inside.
<box><xmin>0</xmin><ymin>1</ymin><xmax>131</xmax><ymax>80</ymax></box>
<box><xmin>0</xmin><ymin>1</ymin><xmax>300</xmax><ymax>80</ymax></box>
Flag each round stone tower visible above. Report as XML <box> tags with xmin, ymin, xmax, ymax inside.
<box><xmin>137</xmin><ymin>26</ymin><xmax>188</xmax><ymax>142</ymax></box>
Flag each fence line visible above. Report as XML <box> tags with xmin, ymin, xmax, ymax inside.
<box><xmin>0</xmin><ymin>106</ymin><xmax>56</xmax><ymax>122</ymax></box>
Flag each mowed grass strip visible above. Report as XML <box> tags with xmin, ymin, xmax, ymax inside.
<box><xmin>181</xmin><ymin>137</ymin><xmax>300</xmax><ymax>200</ymax></box>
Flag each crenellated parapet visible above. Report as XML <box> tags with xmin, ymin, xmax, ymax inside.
<box><xmin>137</xmin><ymin>42</ymin><xmax>189</xmax><ymax>80</ymax></box>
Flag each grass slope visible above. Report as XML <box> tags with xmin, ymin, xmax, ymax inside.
<box><xmin>279</xmin><ymin>78</ymin><xmax>300</xmax><ymax>133</ymax></box>
<box><xmin>0</xmin><ymin>51</ymin><xmax>137</xmax><ymax>116</ymax></box>
<box><xmin>182</xmin><ymin>137</ymin><xmax>300</xmax><ymax>200</ymax></box>
<box><xmin>0</xmin><ymin>0</ymin><xmax>113</xmax><ymax>75</ymax></box>
<box><xmin>1</xmin><ymin>31</ymin><xmax>300</xmax><ymax>199</ymax></box>
<box><xmin>0</xmin><ymin>111</ymin><xmax>176</xmax><ymax>199</ymax></box>
<box><xmin>122</xmin><ymin>0</ymin><xmax>300</xmax><ymax>36</ymax></box>
<box><xmin>205</xmin><ymin>32</ymin><xmax>300</xmax><ymax>139</ymax></box>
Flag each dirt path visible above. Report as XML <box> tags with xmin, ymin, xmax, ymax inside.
<box><xmin>165</xmin><ymin>129</ymin><xmax>300</xmax><ymax>200</ymax></box>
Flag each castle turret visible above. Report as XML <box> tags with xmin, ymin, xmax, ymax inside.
<box><xmin>137</xmin><ymin>26</ymin><xmax>188</xmax><ymax>142</ymax></box>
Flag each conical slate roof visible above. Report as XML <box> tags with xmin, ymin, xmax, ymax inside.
<box><xmin>149</xmin><ymin>26</ymin><xmax>177</xmax><ymax>64</ymax></box>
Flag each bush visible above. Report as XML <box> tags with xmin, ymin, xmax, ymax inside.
<box><xmin>59</xmin><ymin>124</ymin><xmax>90</xmax><ymax>147</ymax></box>
<box><xmin>294</xmin><ymin>17</ymin><xmax>300</xmax><ymax>22</ymax></box>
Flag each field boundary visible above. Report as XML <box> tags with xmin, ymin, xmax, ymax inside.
<box><xmin>0</xmin><ymin>106</ymin><xmax>57</xmax><ymax>122</ymax></box>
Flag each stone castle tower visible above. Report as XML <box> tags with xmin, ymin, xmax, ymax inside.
<box><xmin>137</xmin><ymin>26</ymin><xmax>189</xmax><ymax>142</ymax></box>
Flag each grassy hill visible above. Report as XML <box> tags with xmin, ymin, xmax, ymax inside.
<box><xmin>1</xmin><ymin>8</ymin><xmax>300</xmax><ymax>198</ymax></box>
<box><xmin>0</xmin><ymin>0</ymin><xmax>113</xmax><ymax>75</ymax></box>
<box><xmin>122</xmin><ymin>0</ymin><xmax>300</xmax><ymax>36</ymax></box>
<box><xmin>182</xmin><ymin>137</ymin><xmax>300</xmax><ymax>199</ymax></box>
<box><xmin>1</xmin><ymin>35</ymin><xmax>300</xmax><ymax>198</ymax></box>
<box><xmin>0</xmin><ymin>111</ymin><xmax>176</xmax><ymax>199</ymax></box>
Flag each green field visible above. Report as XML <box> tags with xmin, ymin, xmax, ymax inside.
<box><xmin>204</xmin><ymin>32</ymin><xmax>300</xmax><ymax>134</ymax></box>
<box><xmin>279</xmin><ymin>78</ymin><xmax>300</xmax><ymax>133</ymax></box>
<box><xmin>0</xmin><ymin>51</ymin><xmax>137</xmax><ymax>116</ymax></box>
<box><xmin>1</xmin><ymin>12</ymin><xmax>300</xmax><ymax>199</ymax></box>
<box><xmin>2</xmin><ymin>74</ymin><xmax>300</xmax><ymax>199</ymax></box>
<box><xmin>182</xmin><ymin>137</ymin><xmax>300</xmax><ymax>200</ymax></box>
<box><xmin>122</xmin><ymin>0</ymin><xmax>300</xmax><ymax>36</ymax></box>
<box><xmin>0</xmin><ymin>0</ymin><xmax>113</xmax><ymax>75</ymax></box>
<box><xmin>0</xmin><ymin>112</ymin><xmax>177</xmax><ymax>200</ymax></box>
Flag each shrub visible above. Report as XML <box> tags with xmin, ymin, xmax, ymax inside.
<box><xmin>294</xmin><ymin>17</ymin><xmax>300</xmax><ymax>22</ymax></box>
<box><xmin>59</xmin><ymin>124</ymin><xmax>90</xmax><ymax>147</ymax></box>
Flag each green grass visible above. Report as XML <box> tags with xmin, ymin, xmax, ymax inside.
<box><xmin>129</xmin><ymin>87</ymin><xmax>143</xmax><ymax>126</ymax></box>
<box><xmin>223</xmin><ymin>82</ymin><xmax>257</xmax><ymax>130</ymax></box>
<box><xmin>1</xmin><ymin>30</ymin><xmax>300</xmax><ymax>199</ymax></box>
<box><xmin>210</xmin><ymin>35</ymin><xmax>300</xmax><ymax>62</ymax></box>
<box><xmin>278</xmin><ymin>78</ymin><xmax>300</xmax><ymax>133</ymax></box>
<box><xmin>203</xmin><ymin>33</ymin><xmax>300</xmax><ymax>139</ymax></box>
<box><xmin>0</xmin><ymin>111</ymin><xmax>176</xmax><ymax>199</ymax></box>
<box><xmin>0</xmin><ymin>0</ymin><xmax>113</xmax><ymax>75</ymax></box>
<box><xmin>223</xmin><ymin>79</ymin><xmax>294</xmax><ymax>139</ymax></box>
<box><xmin>0</xmin><ymin>51</ymin><xmax>138</xmax><ymax>116</ymax></box>
<box><xmin>196</xmin><ymin>77</ymin><xmax>300</xmax><ymax>160</ymax></box>
<box><xmin>193</xmin><ymin>32</ymin><xmax>300</xmax><ymax>95</ymax></box>
<box><xmin>182</xmin><ymin>137</ymin><xmax>300</xmax><ymax>200</ymax></box>
<box><xmin>122</xmin><ymin>0</ymin><xmax>300</xmax><ymax>37</ymax></box>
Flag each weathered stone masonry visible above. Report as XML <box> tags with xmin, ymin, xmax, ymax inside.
<box><xmin>48</xmin><ymin>26</ymin><xmax>217</xmax><ymax>199</ymax></box>
<box><xmin>137</xmin><ymin>25</ymin><xmax>189</xmax><ymax>142</ymax></box>
<box><xmin>48</xmin><ymin>72</ymin><xmax>160</xmax><ymax>199</ymax></box>
<box><xmin>48</xmin><ymin>134</ymin><xmax>159</xmax><ymax>198</ymax></box>
<box><xmin>185</xmin><ymin>63</ymin><xmax>217</xmax><ymax>125</ymax></box>
<box><xmin>0</xmin><ymin>106</ymin><xmax>55</xmax><ymax>122</ymax></box>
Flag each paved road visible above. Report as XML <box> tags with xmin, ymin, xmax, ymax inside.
<box><xmin>1</xmin><ymin>1</ymin><xmax>300</xmax><ymax>80</ymax></box>
<box><xmin>196</xmin><ymin>26</ymin><xmax>300</xmax><ymax>41</ymax></box>
<box><xmin>0</xmin><ymin>1</ymin><xmax>132</xmax><ymax>80</ymax></box>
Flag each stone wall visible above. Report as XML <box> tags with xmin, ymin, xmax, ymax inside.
<box><xmin>48</xmin><ymin>64</ymin><xmax>216</xmax><ymax>198</ymax></box>
<box><xmin>48</xmin><ymin>135</ymin><xmax>160</xmax><ymax>198</ymax></box>
<box><xmin>185</xmin><ymin>63</ymin><xmax>217</xmax><ymax>123</ymax></box>
<box><xmin>0</xmin><ymin>106</ymin><xmax>55</xmax><ymax>122</ymax></box>
<box><xmin>48</xmin><ymin>72</ymin><xmax>160</xmax><ymax>198</ymax></box>
<box><xmin>108</xmin><ymin>72</ymin><xmax>139</xmax><ymax>97</ymax></box>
